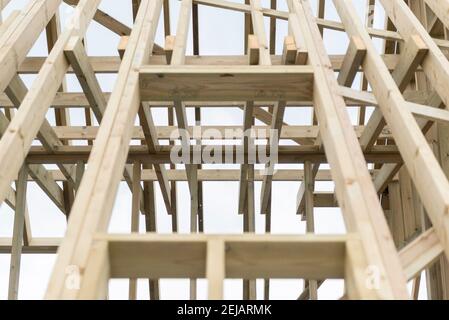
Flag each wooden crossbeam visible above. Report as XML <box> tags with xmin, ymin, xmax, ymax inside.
<box><xmin>399</xmin><ymin>228</ymin><xmax>443</xmax><ymax>280</ymax></box>
<box><xmin>0</xmin><ymin>54</ymin><xmax>420</xmax><ymax>74</ymax></box>
<box><xmin>23</xmin><ymin>144</ymin><xmax>403</xmax><ymax>165</ymax></box>
<box><xmin>359</xmin><ymin>34</ymin><xmax>428</xmax><ymax>151</ymax></box>
<box><xmin>373</xmin><ymin>93</ymin><xmax>445</xmax><ymax>193</ymax></box>
<box><xmin>16</xmin><ymin>168</ymin><xmax>353</xmax><ymax>182</ymax></box>
<box><xmin>0</xmin><ymin>87</ymin><xmax>423</xmax><ymax>108</ymax></box>
<box><xmin>102</xmin><ymin>233</ymin><xmax>347</xmax><ymax>279</ymax></box>
<box><xmin>139</xmin><ymin>66</ymin><xmax>314</xmax><ymax>101</ymax></box>
<box><xmin>340</xmin><ymin>87</ymin><xmax>449</xmax><ymax>125</ymax></box>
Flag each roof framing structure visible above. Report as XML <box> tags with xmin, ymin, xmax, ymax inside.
<box><xmin>1</xmin><ymin>0</ymin><xmax>449</xmax><ymax>300</ymax></box>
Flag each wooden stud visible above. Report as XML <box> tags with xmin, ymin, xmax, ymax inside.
<box><xmin>304</xmin><ymin>161</ymin><xmax>318</xmax><ymax>300</ymax></box>
<box><xmin>206</xmin><ymin>239</ymin><xmax>225</xmax><ymax>300</ymax></box>
<box><xmin>7</xmin><ymin>165</ymin><xmax>27</xmax><ymax>300</ymax></box>
<box><xmin>129</xmin><ymin>162</ymin><xmax>141</xmax><ymax>300</ymax></box>
<box><xmin>337</xmin><ymin>36</ymin><xmax>367</xmax><ymax>87</ymax></box>
<box><xmin>247</xmin><ymin>34</ymin><xmax>260</xmax><ymax>65</ymax></box>
<box><xmin>164</xmin><ymin>35</ymin><xmax>175</xmax><ymax>65</ymax></box>
<box><xmin>282</xmin><ymin>36</ymin><xmax>298</xmax><ymax>65</ymax></box>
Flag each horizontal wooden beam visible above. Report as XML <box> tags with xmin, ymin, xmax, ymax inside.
<box><xmin>139</xmin><ymin>65</ymin><xmax>314</xmax><ymax>101</ymax></box>
<box><xmin>0</xmin><ymin>238</ymin><xmax>60</xmax><ymax>254</ymax></box>
<box><xmin>101</xmin><ymin>233</ymin><xmax>346</xmax><ymax>279</ymax></box>
<box><xmin>22</xmin><ymin>168</ymin><xmax>382</xmax><ymax>182</ymax></box>
<box><xmin>0</xmin><ymin>89</ymin><xmax>429</xmax><ymax>109</ymax></box>
<box><xmin>399</xmin><ymin>228</ymin><xmax>443</xmax><ymax>280</ymax></box>
<box><xmin>50</xmin><ymin>125</ymin><xmax>393</xmax><ymax>141</ymax></box>
<box><xmin>23</xmin><ymin>144</ymin><xmax>403</xmax><ymax>164</ymax></box>
<box><xmin>12</xmin><ymin>54</ymin><xmax>410</xmax><ymax>74</ymax></box>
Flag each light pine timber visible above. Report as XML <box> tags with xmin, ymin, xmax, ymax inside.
<box><xmin>65</xmin><ymin>33</ymin><xmax>150</xmax><ymax>216</ymax></box>
<box><xmin>290</xmin><ymin>0</ymin><xmax>408</xmax><ymax>298</ymax></box>
<box><xmin>139</xmin><ymin>65</ymin><xmax>314</xmax><ymax>102</ymax></box>
<box><xmin>170</xmin><ymin>0</ymin><xmax>198</xmax><ymax>300</ymax></box>
<box><xmin>335</xmin><ymin>0</ymin><xmax>449</xmax><ymax>265</ymax></box>
<box><xmin>0</xmin><ymin>0</ymin><xmax>62</xmax><ymax>94</ymax></box>
<box><xmin>7</xmin><ymin>165</ymin><xmax>27</xmax><ymax>300</ymax></box>
<box><xmin>102</xmin><ymin>233</ymin><xmax>346</xmax><ymax>279</ymax></box>
<box><xmin>45</xmin><ymin>0</ymin><xmax>163</xmax><ymax>299</ymax></box>
<box><xmin>48</xmin><ymin>124</ymin><xmax>394</xmax><ymax>141</ymax></box>
<box><xmin>259</xmin><ymin>0</ymin><xmax>286</xmax><ymax>216</ymax></box>
<box><xmin>194</xmin><ymin>0</ymin><xmax>449</xmax><ymax>50</ymax></box>
<box><xmin>0</xmin><ymin>109</ymin><xmax>66</xmax><ymax>213</ymax></box>
<box><xmin>3</xmin><ymin>0</ymin><xmax>449</xmax><ymax>301</ymax></box>
<box><xmin>128</xmin><ymin>163</ymin><xmax>141</xmax><ymax>300</ymax></box>
<box><xmin>5</xmin><ymin>75</ymin><xmax>77</xmax><ymax>186</ymax></box>
<box><xmin>359</xmin><ymin>34</ymin><xmax>428</xmax><ymax>150</ymax></box>
<box><xmin>206</xmin><ymin>240</ymin><xmax>225</xmax><ymax>299</ymax></box>
<box><xmin>0</xmin><ymin>0</ymin><xmax>11</xmax><ymax>10</ymax></box>
<box><xmin>0</xmin><ymin>0</ymin><xmax>100</xmax><ymax>209</ymax></box>
<box><xmin>296</xmin><ymin>33</ymin><xmax>367</xmax><ymax>217</ymax></box>
<box><xmin>3</xmin><ymin>54</ymin><xmax>420</xmax><ymax>74</ymax></box>
<box><xmin>239</xmin><ymin>0</ymin><xmax>267</xmax><ymax>216</ymax></box>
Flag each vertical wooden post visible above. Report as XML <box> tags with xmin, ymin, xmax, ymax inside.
<box><xmin>207</xmin><ymin>239</ymin><xmax>225</xmax><ymax>300</ymax></box>
<box><xmin>304</xmin><ymin>161</ymin><xmax>318</xmax><ymax>299</ymax></box>
<box><xmin>129</xmin><ymin>161</ymin><xmax>141</xmax><ymax>300</ymax></box>
<box><xmin>8</xmin><ymin>164</ymin><xmax>27</xmax><ymax>300</ymax></box>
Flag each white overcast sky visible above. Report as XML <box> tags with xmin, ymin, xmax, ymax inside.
<box><xmin>0</xmin><ymin>0</ymin><xmax>425</xmax><ymax>299</ymax></box>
